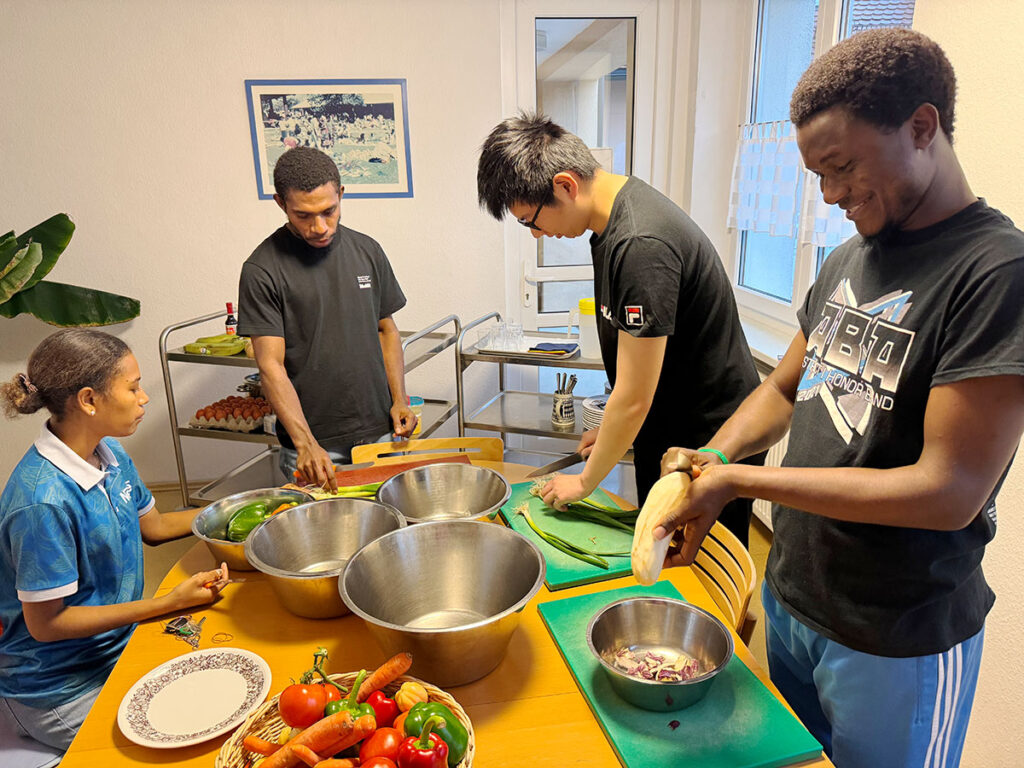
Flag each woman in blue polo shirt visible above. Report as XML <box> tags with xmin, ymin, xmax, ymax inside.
<box><xmin>0</xmin><ymin>329</ymin><xmax>229</xmax><ymax>768</ymax></box>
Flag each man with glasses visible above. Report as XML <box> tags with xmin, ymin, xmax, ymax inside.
<box><xmin>477</xmin><ymin>112</ymin><xmax>762</xmax><ymax>544</ymax></box>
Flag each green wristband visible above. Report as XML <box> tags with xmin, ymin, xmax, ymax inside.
<box><xmin>697</xmin><ymin>447</ymin><xmax>729</xmax><ymax>465</ymax></box>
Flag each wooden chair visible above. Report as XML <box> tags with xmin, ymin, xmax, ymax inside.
<box><xmin>350</xmin><ymin>436</ymin><xmax>504</xmax><ymax>466</ymax></box>
<box><xmin>691</xmin><ymin>521</ymin><xmax>758</xmax><ymax>644</ymax></box>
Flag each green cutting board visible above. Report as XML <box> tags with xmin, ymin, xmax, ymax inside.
<box><xmin>539</xmin><ymin>582</ymin><xmax>824</xmax><ymax>768</ymax></box>
<box><xmin>498</xmin><ymin>481</ymin><xmax>634</xmax><ymax>589</ymax></box>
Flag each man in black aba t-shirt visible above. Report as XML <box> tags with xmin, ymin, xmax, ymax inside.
<box><xmin>238</xmin><ymin>148</ymin><xmax>416</xmax><ymax>491</ymax></box>
<box><xmin>477</xmin><ymin>113</ymin><xmax>762</xmax><ymax>544</ymax></box>
<box><xmin>654</xmin><ymin>30</ymin><xmax>1024</xmax><ymax>766</ymax></box>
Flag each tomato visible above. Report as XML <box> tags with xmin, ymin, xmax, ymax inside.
<box><xmin>361</xmin><ymin>759</ymin><xmax>397</xmax><ymax>768</ymax></box>
<box><xmin>320</xmin><ymin>682</ymin><xmax>343</xmax><ymax>705</ymax></box>
<box><xmin>359</xmin><ymin>727</ymin><xmax>403</xmax><ymax>763</ymax></box>
<box><xmin>278</xmin><ymin>683</ymin><xmax>328</xmax><ymax>728</ymax></box>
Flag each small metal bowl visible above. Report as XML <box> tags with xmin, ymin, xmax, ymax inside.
<box><xmin>376</xmin><ymin>463</ymin><xmax>511</xmax><ymax>524</ymax></box>
<box><xmin>587</xmin><ymin>597</ymin><xmax>734</xmax><ymax>712</ymax></box>
<box><xmin>244</xmin><ymin>497</ymin><xmax>406</xmax><ymax>619</ymax></box>
<box><xmin>191</xmin><ymin>487</ymin><xmax>312</xmax><ymax>571</ymax></box>
<box><xmin>340</xmin><ymin>520</ymin><xmax>545</xmax><ymax>686</ymax></box>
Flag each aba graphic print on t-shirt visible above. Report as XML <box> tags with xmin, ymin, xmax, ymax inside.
<box><xmin>797</xmin><ymin>278</ymin><xmax>914</xmax><ymax>444</ymax></box>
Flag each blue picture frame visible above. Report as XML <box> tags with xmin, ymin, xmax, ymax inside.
<box><xmin>245</xmin><ymin>78</ymin><xmax>413</xmax><ymax>199</ymax></box>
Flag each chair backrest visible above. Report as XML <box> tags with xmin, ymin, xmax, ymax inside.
<box><xmin>351</xmin><ymin>436</ymin><xmax>504</xmax><ymax>466</ymax></box>
<box><xmin>691</xmin><ymin>521</ymin><xmax>757</xmax><ymax>641</ymax></box>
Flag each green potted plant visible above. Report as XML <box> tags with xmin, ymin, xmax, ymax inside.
<box><xmin>0</xmin><ymin>213</ymin><xmax>140</xmax><ymax>326</ymax></box>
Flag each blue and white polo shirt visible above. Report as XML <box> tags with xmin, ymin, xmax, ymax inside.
<box><xmin>0</xmin><ymin>423</ymin><xmax>154</xmax><ymax>709</ymax></box>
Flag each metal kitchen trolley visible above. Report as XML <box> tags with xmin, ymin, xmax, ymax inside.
<box><xmin>160</xmin><ymin>311</ymin><xmax>461</xmax><ymax>506</ymax></box>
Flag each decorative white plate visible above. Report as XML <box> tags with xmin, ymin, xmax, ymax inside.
<box><xmin>117</xmin><ymin>647</ymin><xmax>271</xmax><ymax>748</ymax></box>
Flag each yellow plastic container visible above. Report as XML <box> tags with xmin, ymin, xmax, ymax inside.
<box><xmin>578</xmin><ymin>298</ymin><xmax>600</xmax><ymax>358</ymax></box>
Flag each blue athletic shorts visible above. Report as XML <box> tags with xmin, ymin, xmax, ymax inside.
<box><xmin>762</xmin><ymin>582</ymin><xmax>984</xmax><ymax>768</ymax></box>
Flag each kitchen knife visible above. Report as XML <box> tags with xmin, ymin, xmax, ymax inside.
<box><xmin>526</xmin><ymin>451</ymin><xmax>585</xmax><ymax>478</ymax></box>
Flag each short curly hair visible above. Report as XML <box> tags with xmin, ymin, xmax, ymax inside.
<box><xmin>273</xmin><ymin>147</ymin><xmax>341</xmax><ymax>198</ymax></box>
<box><xmin>790</xmin><ymin>28</ymin><xmax>957</xmax><ymax>138</ymax></box>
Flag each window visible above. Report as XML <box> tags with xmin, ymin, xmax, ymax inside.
<box><xmin>735</xmin><ymin>0</ymin><xmax>916</xmax><ymax>321</ymax></box>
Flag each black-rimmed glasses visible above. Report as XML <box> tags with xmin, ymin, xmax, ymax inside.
<box><xmin>517</xmin><ymin>202</ymin><xmax>545</xmax><ymax>231</ymax></box>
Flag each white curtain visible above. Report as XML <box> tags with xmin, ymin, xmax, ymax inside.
<box><xmin>727</xmin><ymin>120</ymin><xmax>802</xmax><ymax>238</ymax></box>
<box><xmin>728</xmin><ymin>120</ymin><xmax>857</xmax><ymax>248</ymax></box>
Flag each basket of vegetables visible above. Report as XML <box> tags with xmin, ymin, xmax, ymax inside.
<box><xmin>217</xmin><ymin>649</ymin><xmax>474</xmax><ymax>768</ymax></box>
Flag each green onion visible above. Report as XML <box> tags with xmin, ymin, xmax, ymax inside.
<box><xmin>518</xmin><ymin>508</ymin><xmax>621</xmax><ymax>569</ymax></box>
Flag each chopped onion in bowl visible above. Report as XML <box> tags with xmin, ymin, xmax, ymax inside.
<box><xmin>605</xmin><ymin>646</ymin><xmax>703</xmax><ymax>682</ymax></box>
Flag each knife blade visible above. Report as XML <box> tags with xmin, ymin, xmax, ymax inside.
<box><xmin>526</xmin><ymin>451</ymin><xmax>585</xmax><ymax>478</ymax></box>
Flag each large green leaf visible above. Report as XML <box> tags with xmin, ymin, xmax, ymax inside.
<box><xmin>0</xmin><ymin>280</ymin><xmax>140</xmax><ymax>326</ymax></box>
<box><xmin>0</xmin><ymin>243</ymin><xmax>43</xmax><ymax>303</ymax></box>
<box><xmin>15</xmin><ymin>213</ymin><xmax>75</xmax><ymax>291</ymax></box>
<box><xmin>0</xmin><ymin>233</ymin><xmax>17</xmax><ymax>272</ymax></box>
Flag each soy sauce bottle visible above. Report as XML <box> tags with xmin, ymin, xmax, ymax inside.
<box><xmin>225</xmin><ymin>302</ymin><xmax>238</xmax><ymax>335</ymax></box>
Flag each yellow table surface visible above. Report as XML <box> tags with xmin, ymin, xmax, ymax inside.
<box><xmin>60</xmin><ymin>460</ymin><xmax>831</xmax><ymax>767</ymax></box>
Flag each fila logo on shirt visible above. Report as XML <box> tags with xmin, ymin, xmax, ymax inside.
<box><xmin>120</xmin><ymin>482</ymin><xmax>133</xmax><ymax>505</ymax></box>
<box><xmin>600</xmin><ymin>304</ymin><xmax>613</xmax><ymax>322</ymax></box>
<box><xmin>357</xmin><ymin>275</ymin><xmax>372</xmax><ymax>290</ymax></box>
<box><xmin>625</xmin><ymin>305</ymin><xmax>644</xmax><ymax>327</ymax></box>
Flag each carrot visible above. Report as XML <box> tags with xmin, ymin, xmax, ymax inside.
<box><xmin>244</xmin><ymin>734</ymin><xmax>282</xmax><ymax>756</ymax></box>
<box><xmin>355</xmin><ymin>652</ymin><xmax>413</xmax><ymax>702</ymax></box>
<box><xmin>292</xmin><ymin>745</ymin><xmax>322</xmax><ymax>768</ymax></box>
<box><xmin>393</xmin><ymin>710</ymin><xmax>408</xmax><ymax>734</ymax></box>
<box><xmin>314</xmin><ymin>760</ymin><xmax>360</xmax><ymax>768</ymax></box>
<box><xmin>260</xmin><ymin>711</ymin><xmax>355</xmax><ymax>768</ymax></box>
<box><xmin>319</xmin><ymin>714</ymin><xmax>376</xmax><ymax>757</ymax></box>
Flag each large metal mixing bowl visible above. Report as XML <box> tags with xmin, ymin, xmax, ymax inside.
<box><xmin>191</xmin><ymin>487</ymin><xmax>312</xmax><ymax>571</ymax></box>
<box><xmin>244</xmin><ymin>497</ymin><xmax>406</xmax><ymax>619</ymax></box>
<box><xmin>376</xmin><ymin>463</ymin><xmax>511</xmax><ymax>524</ymax></box>
<box><xmin>587</xmin><ymin>597</ymin><xmax>734</xmax><ymax>712</ymax></box>
<box><xmin>339</xmin><ymin>520</ymin><xmax>545</xmax><ymax>686</ymax></box>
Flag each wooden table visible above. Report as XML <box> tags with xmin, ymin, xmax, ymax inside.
<box><xmin>60</xmin><ymin>461</ymin><xmax>831</xmax><ymax>767</ymax></box>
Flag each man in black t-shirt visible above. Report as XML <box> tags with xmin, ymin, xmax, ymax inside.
<box><xmin>238</xmin><ymin>147</ymin><xmax>416</xmax><ymax>490</ymax></box>
<box><xmin>654</xmin><ymin>30</ymin><xmax>1024</xmax><ymax>767</ymax></box>
<box><xmin>477</xmin><ymin>113</ymin><xmax>761</xmax><ymax>544</ymax></box>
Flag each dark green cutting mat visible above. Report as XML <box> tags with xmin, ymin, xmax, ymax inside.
<box><xmin>498</xmin><ymin>481</ymin><xmax>634</xmax><ymax>589</ymax></box>
<box><xmin>539</xmin><ymin>582</ymin><xmax>824</xmax><ymax>768</ymax></box>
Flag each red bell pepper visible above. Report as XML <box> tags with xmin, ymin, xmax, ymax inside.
<box><xmin>396</xmin><ymin>715</ymin><xmax>449</xmax><ymax>768</ymax></box>
<box><xmin>367</xmin><ymin>689</ymin><xmax>400</xmax><ymax>728</ymax></box>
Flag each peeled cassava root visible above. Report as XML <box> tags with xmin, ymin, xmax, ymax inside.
<box><xmin>631</xmin><ymin>468</ymin><xmax>691</xmax><ymax>585</ymax></box>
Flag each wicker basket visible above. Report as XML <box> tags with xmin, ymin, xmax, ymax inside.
<box><xmin>216</xmin><ymin>672</ymin><xmax>475</xmax><ymax>768</ymax></box>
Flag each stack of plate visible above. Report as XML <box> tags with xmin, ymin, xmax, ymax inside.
<box><xmin>582</xmin><ymin>395</ymin><xmax>607</xmax><ymax>431</ymax></box>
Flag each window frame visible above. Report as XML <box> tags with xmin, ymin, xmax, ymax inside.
<box><xmin>732</xmin><ymin>0</ymin><xmax>846</xmax><ymax>329</ymax></box>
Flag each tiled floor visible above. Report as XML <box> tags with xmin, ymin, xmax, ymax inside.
<box><xmin>144</xmin><ymin>466</ymin><xmax>775</xmax><ymax>672</ymax></box>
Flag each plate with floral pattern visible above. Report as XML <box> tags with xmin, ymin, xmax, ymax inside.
<box><xmin>117</xmin><ymin>647</ymin><xmax>271</xmax><ymax>748</ymax></box>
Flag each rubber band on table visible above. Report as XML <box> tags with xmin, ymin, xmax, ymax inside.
<box><xmin>211</xmin><ymin>631</ymin><xmax>234</xmax><ymax>644</ymax></box>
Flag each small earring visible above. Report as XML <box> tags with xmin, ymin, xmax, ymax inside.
<box><xmin>89</xmin><ymin>409</ymin><xmax>95</xmax><ymax>416</ymax></box>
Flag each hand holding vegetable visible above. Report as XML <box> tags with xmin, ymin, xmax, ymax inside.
<box><xmin>540</xmin><ymin>472</ymin><xmax>592</xmax><ymax>512</ymax></box>
<box><xmin>296</xmin><ymin>443</ymin><xmax>338</xmax><ymax>492</ymax></box>
<box><xmin>165</xmin><ymin>563</ymin><xmax>229</xmax><ymax>610</ymax></box>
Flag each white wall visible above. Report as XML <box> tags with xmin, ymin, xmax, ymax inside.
<box><xmin>912</xmin><ymin>4</ymin><xmax>1024</xmax><ymax>765</ymax></box>
<box><xmin>0</xmin><ymin>0</ymin><xmax>507</xmax><ymax>486</ymax></box>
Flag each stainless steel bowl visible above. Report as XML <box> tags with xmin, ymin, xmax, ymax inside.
<box><xmin>191</xmin><ymin>487</ymin><xmax>313</xmax><ymax>571</ymax></box>
<box><xmin>376</xmin><ymin>463</ymin><xmax>511</xmax><ymax>524</ymax></box>
<box><xmin>244</xmin><ymin>497</ymin><xmax>406</xmax><ymax>619</ymax></box>
<box><xmin>340</xmin><ymin>520</ymin><xmax>545</xmax><ymax>686</ymax></box>
<box><xmin>587</xmin><ymin>597</ymin><xmax>734</xmax><ymax>712</ymax></box>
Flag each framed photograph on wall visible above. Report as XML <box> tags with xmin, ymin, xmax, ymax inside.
<box><xmin>244</xmin><ymin>78</ymin><xmax>413</xmax><ymax>199</ymax></box>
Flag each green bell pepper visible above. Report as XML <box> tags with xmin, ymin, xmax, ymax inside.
<box><xmin>324</xmin><ymin>669</ymin><xmax>376</xmax><ymax>721</ymax></box>
<box><xmin>225</xmin><ymin>502</ymin><xmax>269</xmax><ymax>542</ymax></box>
<box><xmin>403</xmin><ymin>701</ymin><xmax>468</xmax><ymax>767</ymax></box>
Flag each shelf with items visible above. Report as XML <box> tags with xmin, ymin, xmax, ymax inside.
<box><xmin>160</xmin><ymin>311</ymin><xmax>461</xmax><ymax>506</ymax></box>
<box><xmin>456</xmin><ymin>312</ymin><xmax>623</xmax><ymax>462</ymax></box>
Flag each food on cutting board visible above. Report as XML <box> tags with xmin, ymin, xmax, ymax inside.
<box><xmin>605</xmin><ymin>645</ymin><xmax>704</xmax><ymax>682</ymax></box>
<box><xmin>189</xmin><ymin>395</ymin><xmax>271</xmax><ymax>432</ymax></box>
<box><xmin>631</xmin><ymin>464</ymin><xmax>693</xmax><ymax>586</ymax></box>
<box><xmin>233</xmin><ymin>648</ymin><xmax>471</xmax><ymax>768</ymax></box>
